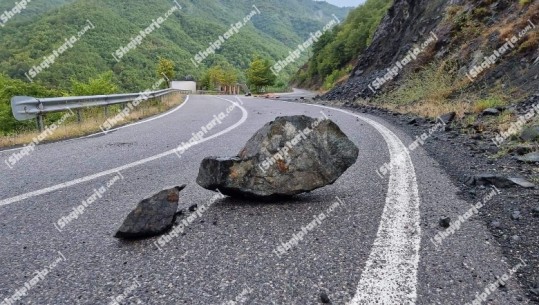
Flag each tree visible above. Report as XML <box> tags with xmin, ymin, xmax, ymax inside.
<box><xmin>291</xmin><ymin>0</ymin><xmax>393</xmax><ymax>89</ymax></box>
<box><xmin>246</xmin><ymin>56</ymin><xmax>276</xmax><ymax>92</ymax></box>
<box><xmin>156</xmin><ymin>58</ymin><xmax>175</xmax><ymax>87</ymax></box>
<box><xmin>219</xmin><ymin>63</ymin><xmax>239</xmax><ymax>93</ymax></box>
<box><xmin>0</xmin><ymin>74</ymin><xmax>64</xmax><ymax>134</ymax></box>
<box><xmin>200</xmin><ymin>62</ymin><xmax>240</xmax><ymax>93</ymax></box>
<box><xmin>207</xmin><ymin>66</ymin><xmax>225</xmax><ymax>90</ymax></box>
<box><xmin>70</xmin><ymin>71</ymin><xmax>118</xmax><ymax>96</ymax></box>
<box><xmin>221</xmin><ymin>65</ymin><xmax>238</xmax><ymax>87</ymax></box>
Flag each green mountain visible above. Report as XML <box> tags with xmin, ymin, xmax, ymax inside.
<box><xmin>0</xmin><ymin>0</ymin><xmax>350</xmax><ymax>91</ymax></box>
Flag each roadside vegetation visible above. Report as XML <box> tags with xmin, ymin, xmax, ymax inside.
<box><xmin>291</xmin><ymin>0</ymin><xmax>393</xmax><ymax>90</ymax></box>
<box><xmin>0</xmin><ymin>91</ymin><xmax>184</xmax><ymax>148</ymax></box>
<box><xmin>0</xmin><ymin>63</ymin><xmax>185</xmax><ymax>148</ymax></box>
<box><xmin>294</xmin><ymin>0</ymin><xmax>538</xmax><ymax>160</ymax></box>
<box><xmin>366</xmin><ymin>1</ymin><xmax>539</xmax><ymax>154</ymax></box>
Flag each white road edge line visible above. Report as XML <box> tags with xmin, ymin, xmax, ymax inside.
<box><xmin>3</xmin><ymin>95</ymin><xmax>421</xmax><ymax>304</ymax></box>
<box><xmin>0</xmin><ymin>95</ymin><xmax>192</xmax><ymax>154</ymax></box>
<box><xmin>0</xmin><ymin>96</ymin><xmax>248</xmax><ymax>208</ymax></box>
<box><xmin>270</xmin><ymin>99</ymin><xmax>421</xmax><ymax>305</ymax></box>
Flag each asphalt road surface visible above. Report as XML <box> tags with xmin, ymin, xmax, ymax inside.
<box><xmin>273</xmin><ymin>88</ymin><xmax>316</xmax><ymax>101</ymax></box>
<box><xmin>0</xmin><ymin>95</ymin><xmax>529</xmax><ymax>304</ymax></box>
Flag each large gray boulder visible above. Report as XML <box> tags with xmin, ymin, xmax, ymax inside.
<box><xmin>196</xmin><ymin>115</ymin><xmax>359</xmax><ymax>197</ymax></box>
<box><xmin>115</xmin><ymin>185</ymin><xmax>186</xmax><ymax>239</ymax></box>
<box><xmin>439</xmin><ymin>112</ymin><xmax>456</xmax><ymax>124</ymax></box>
<box><xmin>516</xmin><ymin>152</ymin><xmax>539</xmax><ymax>163</ymax></box>
<box><xmin>520</xmin><ymin>126</ymin><xmax>539</xmax><ymax>142</ymax></box>
<box><xmin>482</xmin><ymin>108</ymin><xmax>500</xmax><ymax>116</ymax></box>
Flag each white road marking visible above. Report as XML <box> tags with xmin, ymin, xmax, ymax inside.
<box><xmin>345</xmin><ymin>113</ymin><xmax>420</xmax><ymax>305</ymax></box>
<box><xmin>0</xmin><ymin>97</ymin><xmax>248</xmax><ymax>208</ymax></box>
<box><xmin>0</xmin><ymin>95</ymin><xmax>191</xmax><ymax>154</ymax></box>
<box><xmin>3</xmin><ymin>95</ymin><xmax>421</xmax><ymax>303</ymax></box>
<box><xmin>264</xmin><ymin>98</ymin><xmax>421</xmax><ymax>305</ymax></box>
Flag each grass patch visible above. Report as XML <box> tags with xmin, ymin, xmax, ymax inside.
<box><xmin>444</xmin><ymin>5</ymin><xmax>464</xmax><ymax>21</ymax></box>
<box><xmin>378</xmin><ymin>63</ymin><xmax>458</xmax><ymax>106</ymax></box>
<box><xmin>371</xmin><ymin>62</ymin><xmax>520</xmax><ymax>121</ymax></box>
<box><xmin>472</xmin><ymin>7</ymin><xmax>490</xmax><ymax>19</ymax></box>
<box><xmin>472</xmin><ymin>96</ymin><xmax>507</xmax><ymax>113</ymax></box>
<box><xmin>0</xmin><ymin>93</ymin><xmax>185</xmax><ymax>148</ymax></box>
<box><xmin>493</xmin><ymin>110</ymin><xmax>515</xmax><ymax>131</ymax></box>
<box><xmin>463</xmin><ymin>114</ymin><xmax>478</xmax><ymax>127</ymax></box>
<box><xmin>375</xmin><ymin>61</ymin><xmax>472</xmax><ymax>117</ymax></box>
<box><xmin>519</xmin><ymin>32</ymin><xmax>539</xmax><ymax>53</ymax></box>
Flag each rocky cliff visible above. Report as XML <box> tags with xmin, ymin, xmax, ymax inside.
<box><xmin>323</xmin><ymin>0</ymin><xmax>539</xmax><ymax>102</ymax></box>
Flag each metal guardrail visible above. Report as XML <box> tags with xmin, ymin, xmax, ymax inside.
<box><xmin>11</xmin><ymin>88</ymin><xmax>184</xmax><ymax>131</ymax></box>
<box><xmin>196</xmin><ymin>90</ymin><xmax>224</xmax><ymax>95</ymax></box>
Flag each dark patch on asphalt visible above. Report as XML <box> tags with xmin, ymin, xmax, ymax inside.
<box><xmin>105</xmin><ymin>142</ymin><xmax>135</xmax><ymax>147</ymax></box>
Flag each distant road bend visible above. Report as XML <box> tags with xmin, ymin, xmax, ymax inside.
<box><xmin>0</xmin><ymin>94</ymin><xmax>527</xmax><ymax>304</ymax></box>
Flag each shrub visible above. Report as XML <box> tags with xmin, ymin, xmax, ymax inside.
<box><xmin>472</xmin><ymin>7</ymin><xmax>490</xmax><ymax>19</ymax></box>
<box><xmin>379</xmin><ymin>62</ymin><xmax>459</xmax><ymax>106</ymax></box>
<box><xmin>473</xmin><ymin>97</ymin><xmax>507</xmax><ymax>113</ymax></box>
<box><xmin>518</xmin><ymin>32</ymin><xmax>539</xmax><ymax>53</ymax></box>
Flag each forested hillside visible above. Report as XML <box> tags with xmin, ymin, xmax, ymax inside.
<box><xmin>292</xmin><ymin>0</ymin><xmax>392</xmax><ymax>90</ymax></box>
<box><xmin>0</xmin><ymin>0</ymin><xmax>75</xmax><ymax>21</ymax></box>
<box><xmin>0</xmin><ymin>0</ymin><xmax>349</xmax><ymax>92</ymax></box>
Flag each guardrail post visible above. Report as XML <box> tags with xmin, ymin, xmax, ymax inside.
<box><xmin>36</xmin><ymin>114</ymin><xmax>44</xmax><ymax>132</ymax></box>
<box><xmin>104</xmin><ymin>105</ymin><xmax>108</xmax><ymax>117</ymax></box>
<box><xmin>76</xmin><ymin>110</ymin><xmax>82</xmax><ymax>124</ymax></box>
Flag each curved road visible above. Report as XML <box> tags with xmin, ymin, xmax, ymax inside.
<box><xmin>0</xmin><ymin>95</ymin><xmax>528</xmax><ymax>304</ymax></box>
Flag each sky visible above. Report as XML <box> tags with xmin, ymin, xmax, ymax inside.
<box><xmin>317</xmin><ymin>0</ymin><xmax>366</xmax><ymax>7</ymax></box>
